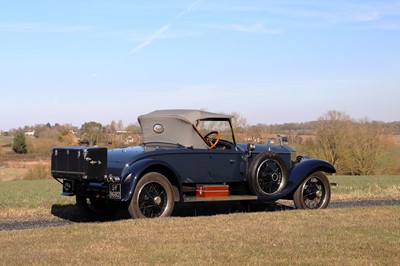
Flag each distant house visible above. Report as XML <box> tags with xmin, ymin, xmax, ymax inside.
<box><xmin>125</xmin><ymin>135</ymin><xmax>134</xmax><ymax>144</ymax></box>
<box><xmin>126</xmin><ymin>134</ymin><xmax>141</xmax><ymax>145</ymax></box>
<box><xmin>24</xmin><ymin>130</ymin><xmax>35</xmax><ymax>136</ymax></box>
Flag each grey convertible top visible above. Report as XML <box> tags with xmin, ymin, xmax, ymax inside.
<box><xmin>138</xmin><ymin>109</ymin><xmax>232</xmax><ymax>149</ymax></box>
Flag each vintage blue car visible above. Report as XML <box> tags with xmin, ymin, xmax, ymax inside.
<box><xmin>51</xmin><ymin>109</ymin><xmax>336</xmax><ymax>219</ymax></box>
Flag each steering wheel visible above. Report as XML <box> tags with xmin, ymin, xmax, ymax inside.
<box><xmin>204</xmin><ymin>131</ymin><xmax>221</xmax><ymax>149</ymax></box>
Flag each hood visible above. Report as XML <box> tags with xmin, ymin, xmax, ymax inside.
<box><xmin>237</xmin><ymin>143</ymin><xmax>296</xmax><ymax>154</ymax></box>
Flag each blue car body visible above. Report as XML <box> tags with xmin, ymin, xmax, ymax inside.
<box><xmin>52</xmin><ymin>109</ymin><xmax>336</xmax><ymax>219</ymax></box>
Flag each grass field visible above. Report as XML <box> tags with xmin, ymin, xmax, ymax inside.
<box><xmin>0</xmin><ymin>207</ymin><xmax>399</xmax><ymax>265</ymax></box>
<box><xmin>0</xmin><ymin>177</ymin><xmax>399</xmax><ymax>265</ymax></box>
<box><xmin>329</xmin><ymin>175</ymin><xmax>400</xmax><ymax>200</ymax></box>
<box><xmin>0</xmin><ymin>136</ymin><xmax>13</xmax><ymax>146</ymax></box>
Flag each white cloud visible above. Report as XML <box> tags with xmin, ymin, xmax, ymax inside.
<box><xmin>354</xmin><ymin>11</ymin><xmax>380</xmax><ymax>22</ymax></box>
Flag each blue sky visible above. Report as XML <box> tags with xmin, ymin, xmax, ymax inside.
<box><xmin>1</xmin><ymin>0</ymin><xmax>399</xmax><ymax>130</ymax></box>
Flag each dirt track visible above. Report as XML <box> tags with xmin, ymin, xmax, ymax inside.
<box><xmin>1</xmin><ymin>198</ymin><xmax>399</xmax><ymax>231</ymax></box>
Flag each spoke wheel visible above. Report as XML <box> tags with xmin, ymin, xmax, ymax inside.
<box><xmin>256</xmin><ymin>159</ymin><xmax>285</xmax><ymax>194</ymax></box>
<box><xmin>293</xmin><ymin>172</ymin><xmax>331</xmax><ymax>209</ymax></box>
<box><xmin>129</xmin><ymin>172</ymin><xmax>174</xmax><ymax>219</ymax></box>
<box><xmin>248</xmin><ymin>152</ymin><xmax>287</xmax><ymax>196</ymax></box>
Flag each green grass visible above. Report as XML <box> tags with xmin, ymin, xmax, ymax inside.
<box><xmin>0</xmin><ymin>180</ymin><xmax>74</xmax><ymax>209</ymax></box>
<box><xmin>0</xmin><ymin>177</ymin><xmax>399</xmax><ymax>265</ymax></box>
<box><xmin>0</xmin><ymin>207</ymin><xmax>399</xmax><ymax>265</ymax></box>
<box><xmin>330</xmin><ymin>175</ymin><xmax>400</xmax><ymax>200</ymax></box>
<box><xmin>0</xmin><ymin>136</ymin><xmax>13</xmax><ymax>146</ymax></box>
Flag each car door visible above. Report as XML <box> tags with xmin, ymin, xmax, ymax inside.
<box><xmin>207</xmin><ymin>148</ymin><xmax>245</xmax><ymax>183</ymax></box>
<box><xmin>155</xmin><ymin>147</ymin><xmax>245</xmax><ymax>184</ymax></box>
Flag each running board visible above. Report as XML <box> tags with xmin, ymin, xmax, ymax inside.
<box><xmin>183</xmin><ymin>195</ymin><xmax>257</xmax><ymax>203</ymax></box>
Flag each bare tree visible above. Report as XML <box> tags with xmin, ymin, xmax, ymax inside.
<box><xmin>109</xmin><ymin>120</ymin><xmax>117</xmax><ymax>134</ymax></box>
<box><xmin>117</xmin><ymin>120</ymin><xmax>124</xmax><ymax>132</ymax></box>
<box><xmin>231</xmin><ymin>112</ymin><xmax>248</xmax><ymax>132</ymax></box>
<box><xmin>346</xmin><ymin>119</ymin><xmax>387</xmax><ymax>175</ymax></box>
<box><xmin>314</xmin><ymin>110</ymin><xmax>352</xmax><ymax>173</ymax></box>
<box><xmin>313</xmin><ymin>111</ymin><xmax>388</xmax><ymax>175</ymax></box>
<box><xmin>287</xmin><ymin>130</ymin><xmax>303</xmax><ymax>145</ymax></box>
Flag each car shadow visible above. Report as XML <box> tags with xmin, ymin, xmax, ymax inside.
<box><xmin>50</xmin><ymin>204</ymin><xmax>131</xmax><ymax>223</ymax></box>
<box><xmin>51</xmin><ymin>200</ymin><xmax>295</xmax><ymax>223</ymax></box>
<box><xmin>173</xmin><ymin>201</ymin><xmax>295</xmax><ymax>217</ymax></box>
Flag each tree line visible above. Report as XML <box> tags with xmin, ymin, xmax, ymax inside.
<box><xmin>4</xmin><ymin>111</ymin><xmax>400</xmax><ymax>175</ymax></box>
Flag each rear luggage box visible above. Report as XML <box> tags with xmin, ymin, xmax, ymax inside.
<box><xmin>51</xmin><ymin>146</ymin><xmax>107</xmax><ymax>180</ymax></box>
<box><xmin>196</xmin><ymin>184</ymin><xmax>229</xmax><ymax>198</ymax></box>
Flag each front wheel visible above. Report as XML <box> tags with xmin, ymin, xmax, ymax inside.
<box><xmin>128</xmin><ymin>172</ymin><xmax>175</xmax><ymax>219</ymax></box>
<box><xmin>293</xmin><ymin>172</ymin><xmax>331</xmax><ymax>209</ymax></box>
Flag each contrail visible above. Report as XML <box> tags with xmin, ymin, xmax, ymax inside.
<box><xmin>131</xmin><ymin>0</ymin><xmax>201</xmax><ymax>54</ymax></box>
<box><xmin>131</xmin><ymin>24</ymin><xmax>171</xmax><ymax>53</ymax></box>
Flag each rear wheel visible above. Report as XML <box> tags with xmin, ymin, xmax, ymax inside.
<box><xmin>128</xmin><ymin>172</ymin><xmax>175</xmax><ymax>219</ymax></box>
<box><xmin>293</xmin><ymin>172</ymin><xmax>331</xmax><ymax>209</ymax></box>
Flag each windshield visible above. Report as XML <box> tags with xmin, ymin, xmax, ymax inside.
<box><xmin>195</xmin><ymin>119</ymin><xmax>235</xmax><ymax>144</ymax></box>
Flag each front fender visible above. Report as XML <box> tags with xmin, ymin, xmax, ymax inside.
<box><xmin>289</xmin><ymin>159</ymin><xmax>336</xmax><ymax>186</ymax></box>
<box><xmin>258</xmin><ymin>159</ymin><xmax>336</xmax><ymax>201</ymax></box>
<box><xmin>119</xmin><ymin>159</ymin><xmax>179</xmax><ymax>202</ymax></box>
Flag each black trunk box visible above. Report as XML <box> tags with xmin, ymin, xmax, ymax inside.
<box><xmin>51</xmin><ymin>146</ymin><xmax>107</xmax><ymax>180</ymax></box>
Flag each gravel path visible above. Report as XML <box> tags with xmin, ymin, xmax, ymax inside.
<box><xmin>0</xmin><ymin>217</ymin><xmax>74</xmax><ymax>231</ymax></box>
<box><xmin>330</xmin><ymin>198</ymin><xmax>400</xmax><ymax>209</ymax></box>
<box><xmin>1</xmin><ymin>198</ymin><xmax>399</xmax><ymax>231</ymax></box>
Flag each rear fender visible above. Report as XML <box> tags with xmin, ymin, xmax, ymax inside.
<box><xmin>119</xmin><ymin>159</ymin><xmax>181</xmax><ymax>202</ymax></box>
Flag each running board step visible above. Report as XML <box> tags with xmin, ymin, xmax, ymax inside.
<box><xmin>183</xmin><ymin>195</ymin><xmax>258</xmax><ymax>203</ymax></box>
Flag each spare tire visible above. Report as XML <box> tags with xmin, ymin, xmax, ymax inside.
<box><xmin>248</xmin><ymin>151</ymin><xmax>288</xmax><ymax>196</ymax></box>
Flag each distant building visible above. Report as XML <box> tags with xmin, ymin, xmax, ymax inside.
<box><xmin>125</xmin><ymin>135</ymin><xmax>134</xmax><ymax>144</ymax></box>
<box><xmin>24</xmin><ymin>130</ymin><xmax>35</xmax><ymax>136</ymax></box>
<box><xmin>117</xmin><ymin>130</ymin><xmax>132</xmax><ymax>134</ymax></box>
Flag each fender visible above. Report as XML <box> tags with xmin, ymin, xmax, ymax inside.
<box><xmin>119</xmin><ymin>158</ymin><xmax>181</xmax><ymax>202</ymax></box>
<box><xmin>258</xmin><ymin>159</ymin><xmax>336</xmax><ymax>202</ymax></box>
<box><xmin>289</xmin><ymin>158</ymin><xmax>336</xmax><ymax>186</ymax></box>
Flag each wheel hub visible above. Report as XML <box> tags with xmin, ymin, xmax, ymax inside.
<box><xmin>154</xmin><ymin>196</ymin><xmax>162</xmax><ymax>206</ymax></box>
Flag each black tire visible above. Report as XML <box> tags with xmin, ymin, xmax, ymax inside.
<box><xmin>76</xmin><ymin>194</ymin><xmax>118</xmax><ymax>221</ymax></box>
<box><xmin>293</xmin><ymin>172</ymin><xmax>331</xmax><ymax>209</ymax></box>
<box><xmin>248</xmin><ymin>151</ymin><xmax>288</xmax><ymax>196</ymax></box>
<box><xmin>128</xmin><ymin>172</ymin><xmax>175</xmax><ymax>219</ymax></box>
